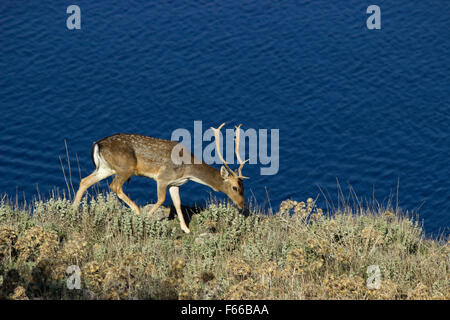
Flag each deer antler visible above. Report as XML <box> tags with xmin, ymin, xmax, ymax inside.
<box><xmin>211</xmin><ymin>123</ymin><xmax>234</xmax><ymax>175</ymax></box>
<box><xmin>211</xmin><ymin>123</ymin><xmax>249</xmax><ymax>179</ymax></box>
<box><xmin>234</xmin><ymin>124</ymin><xmax>249</xmax><ymax>179</ymax></box>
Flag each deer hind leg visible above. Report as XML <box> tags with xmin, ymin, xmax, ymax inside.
<box><xmin>73</xmin><ymin>168</ymin><xmax>113</xmax><ymax>209</ymax></box>
<box><xmin>169</xmin><ymin>186</ymin><xmax>190</xmax><ymax>234</ymax></box>
<box><xmin>110</xmin><ymin>172</ymin><xmax>141</xmax><ymax>214</ymax></box>
<box><xmin>147</xmin><ymin>181</ymin><xmax>168</xmax><ymax>217</ymax></box>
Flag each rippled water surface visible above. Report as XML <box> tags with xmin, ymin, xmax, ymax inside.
<box><xmin>0</xmin><ymin>1</ymin><xmax>449</xmax><ymax>235</ymax></box>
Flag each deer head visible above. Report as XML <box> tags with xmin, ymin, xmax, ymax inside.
<box><xmin>211</xmin><ymin>123</ymin><xmax>249</xmax><ymax>209</ymax></box>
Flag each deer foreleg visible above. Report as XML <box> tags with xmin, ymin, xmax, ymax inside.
<box><xmin>169</xmin><ymin>186</ymin><xmax>190</xmax><ymax>234</ymax></box>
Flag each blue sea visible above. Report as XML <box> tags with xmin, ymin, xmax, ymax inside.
<box><xmin>0</xmin><ymin>1</ymin><xmax>449</xmax><ymax>236</ymax></box>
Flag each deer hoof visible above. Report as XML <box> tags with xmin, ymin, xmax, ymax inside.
<box><xmin>182</xmin><ymin>227</ymin><xmax>191</xmax><ymax>234</ymax></box>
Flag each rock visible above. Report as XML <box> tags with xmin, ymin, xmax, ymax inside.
<box><xmin>195</xmin><ymin>232</ymin><xmax>217</xmax><ymax>245</ymax></box>
<box><xmin>142</xmin><ymin>204</ymin><xmax>171</xmax><ymax>221</ymax></box>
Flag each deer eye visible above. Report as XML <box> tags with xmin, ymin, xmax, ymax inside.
<box><xmin>232</xmin><ymin>186</ymin><xmax>238</xmax><ymax>192</ymax></box>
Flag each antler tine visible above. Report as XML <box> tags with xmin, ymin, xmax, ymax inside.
<box><xmin>211</xmin><ymin>123</ymin><xmax>234</xmax><ymax>174</ymax></box>
<box><xmin>234</xmin><ymin>124</ymin><xmax>249</xmax><ymax>179</ymax></box>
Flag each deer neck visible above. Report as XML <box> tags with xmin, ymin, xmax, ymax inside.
<box><xmin>188</xmin><ymin>163</ymin><xmax>226</xmax><ymax>193</ymax></box>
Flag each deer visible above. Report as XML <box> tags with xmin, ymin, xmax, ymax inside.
<box><xmin>72</xmin><ymin>123</ymin><xmax>248</xmax><ymax>234</ymax></box>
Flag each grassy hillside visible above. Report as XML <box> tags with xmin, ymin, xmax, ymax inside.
<box><xmin>0</xmin><ymin>194</ymin><xmax>448</xmax><ymax>300</ymax></box>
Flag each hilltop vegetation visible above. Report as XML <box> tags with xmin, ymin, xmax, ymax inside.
<box><xmin>0</xmin><ymin>194</ymin><xmax>448</xmax><ymax>300</ymax></box>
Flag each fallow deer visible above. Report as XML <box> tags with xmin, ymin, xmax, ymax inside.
<box><xmin>72</xmin><ymin>123</ymin><xmax>248</xmax><ymax>233</ymax></box>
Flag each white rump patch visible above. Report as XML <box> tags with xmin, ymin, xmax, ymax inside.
<box><xmin>92</xmin><ymin>144</ymin><xmax>100</xmax><ymax>168</ymax></box>
<box><xmin>93</xmin><ymin>144</ymin><xmax>115</xmax><ymax>176</ymax></box>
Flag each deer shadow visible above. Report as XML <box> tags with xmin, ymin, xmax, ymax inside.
<box><xmin>142</xmin><ymin>202</ymin><xmax>250</xmax><ymax>229</ymax></box>
<box><xmin>168</xmin><ymin>204</ymin><xmax>250</xmax><ymax>225</ymax></box>
<box><xmin>167</xmin><ymin>204</ymin><xmax>204</xmax><ymax>226</ymax></box>
<box><xmin>141</xmin><ymin>202</ymin><xmax>203</xmax><ymax>227</ymax></box>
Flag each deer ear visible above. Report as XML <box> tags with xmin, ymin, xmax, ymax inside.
<box><xmin>220</xmin><ymin>165</ymin><xmax>230</xmax><ymax>179</ymax></box>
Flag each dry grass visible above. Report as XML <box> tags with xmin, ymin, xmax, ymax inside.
<box><xmin>0</xmin><ymin>194</ymin><xmax>448</xmax><ymax>300</ymax></box>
